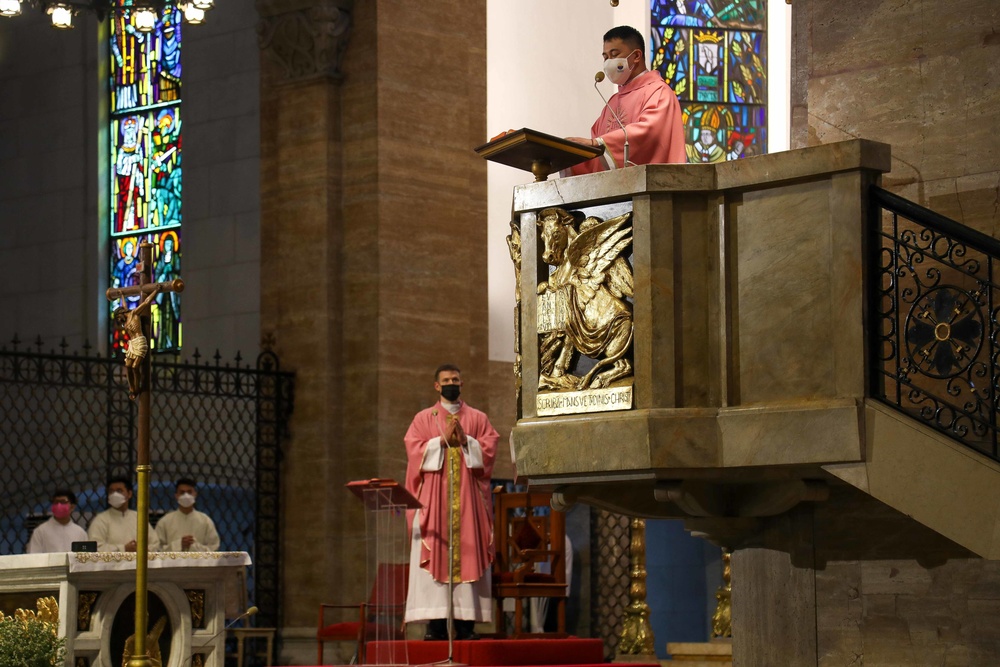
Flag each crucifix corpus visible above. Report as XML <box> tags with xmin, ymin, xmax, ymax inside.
<box><xmin>104</xmin><ymin>240</ymin><xmax>184</xmax><ymax>667</ymax></box>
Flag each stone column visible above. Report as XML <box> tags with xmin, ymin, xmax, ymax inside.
<box><xmin>257</xmin><ymin>0</ymin><xmax>488</xmax><ymax>658</ymax></box>
<box><xmin>730</xmin><ymin>506</ymin><xmax>818</xmax><ymax>666</ymax></box>
<box><xmin>257</xmin><ymin>0</ymin><xmax>355</xmax><ymax>652</ymax></box>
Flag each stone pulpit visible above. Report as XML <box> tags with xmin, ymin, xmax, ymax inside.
<box><xmin>507</xmin><ymin>139</ymin><xmax>891</xmax><ymax>540</ymax></box>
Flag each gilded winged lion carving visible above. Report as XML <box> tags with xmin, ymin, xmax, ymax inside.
<box><xmin>536</xmin><ymin>207</ymin><xmax>634</xmax><ymax>390</ymax></box>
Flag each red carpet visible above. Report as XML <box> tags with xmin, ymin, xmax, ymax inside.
<box><xmin>368</xmin><ymin>638</ymin><xmax>604</xmax><ymax>665</ymax></box>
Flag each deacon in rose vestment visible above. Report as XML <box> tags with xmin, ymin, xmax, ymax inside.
<box><xmin>567</xmin><ymin>25</ymin><xmax>686</xmax><ymax>174</ymax></box>
<box><xmin>404</xmin><ymin>364</ymin><xmax>499</xmax><ymax>641</ymax></box>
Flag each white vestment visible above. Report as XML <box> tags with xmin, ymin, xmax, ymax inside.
<box><xmin>26</xmin><ymin>517</ymin><xmax>88</xmax><ymax>554</ymax></box>
<box><xmin>87</xmin><ymin>508</ymin><xmax>161</xmax><ymax>552</ymax></box>
<box><xmin>405</xmin><ymin>513</ymin><xmax>493</xmax><ymax>623</ymax></box>
<box><xmin>155</xmin><ymin>508</ymin><xmax>221</xmax><ymax>552</ymax></box>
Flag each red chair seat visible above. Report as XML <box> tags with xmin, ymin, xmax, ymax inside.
<box><xmin>317</xmin><ymin>563</ymin><xmax>409</xmax><ymax>664</ymax></box>
<box><xmin>317</xmin><ymin>620</ymin><xmax>361</xmax><ymax>640</ymax></box>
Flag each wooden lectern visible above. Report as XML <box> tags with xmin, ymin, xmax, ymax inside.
<box><xmin>474</xmin><ymin>128</ymin><xmax>603</xmax><ymax>181</ymax></box>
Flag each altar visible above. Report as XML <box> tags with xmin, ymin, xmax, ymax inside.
<box><xmin>0</xmin><ymin>551</ymin><xmax>251</xmax><ymax>667</ymax></box>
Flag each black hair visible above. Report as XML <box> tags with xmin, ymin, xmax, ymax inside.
<box><xmin>435</xmin><ymin>364</ymin><xmax>461</xmax><ymax>380</ymax></box>
<box><xmin>603</xmin><ymin>25</ymin><xmax>645</xmax><ymax>55</ymax></box>
<box><xmin>175</xmin><ymin>477</ymin><xmax>197</xmax><ymax>491</ymax></box>
<box><xmin>52</xmin><ymin>489</ymin><xmax>77</xmax><ymax>505</ymax></box>
<box><xmin>107</xmin><ymin>475</ymin><xmax>132</xmax><ymax>492</ymax></box>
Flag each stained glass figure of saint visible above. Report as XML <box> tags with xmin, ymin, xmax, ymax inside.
<box><xmin>652</xmin><ymin>0</ymin><xmax>767</xmax><ymax>161</ymax></box>
<box><xmin>109</xmin><ymin>6</ymin><xmax>183</xmax><ymax>354</ymax></box>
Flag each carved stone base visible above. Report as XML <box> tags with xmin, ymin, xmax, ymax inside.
<box><xmin>666</xmin><ymin>640</ymin><xmax>733</xmax><ymax>665</ymax></box>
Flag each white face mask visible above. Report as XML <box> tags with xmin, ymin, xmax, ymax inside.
<box><xmin>108</xmin><ymin>491</ymin><xmax>127</xmax><ymax>509</ymax></box>
<box><xmin>177</xmin><ymin>493</ymin><xmax>196</xmax><ymax>509</ymax></box>
<box><xmin>603</xmin><ymin>50</ymin><xmax>636</xmax><ymax>85</ymax></box>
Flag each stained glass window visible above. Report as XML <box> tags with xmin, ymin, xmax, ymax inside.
<box><xmin>651</xmin><ymin>0</ymin><xmax>767</xmax><ymax>162</ymax></box>
<box><xmin>109</xmin><ymin>3</ymin><xmax>183</xmax><ymax>353</ymax></box>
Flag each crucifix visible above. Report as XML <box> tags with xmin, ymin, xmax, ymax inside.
<box><xmin>104</xmin><ymin>240</ymin><xmax>184</xmax><ymax>667</ymax></box>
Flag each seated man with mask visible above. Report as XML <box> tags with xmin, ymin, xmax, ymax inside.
<box><xmin>26</xmin><ymin>488</ymin><xmax>88</xmax><ymax>553</ymax></box>
<box><xmin>155</xmin><ymin>477</ymin><xmax>221</xmax><ymax>552</ymax></box>
<box><xmin>88</xmin><ymin>476</ymin><xmax>161</xmax><ymax>552</ymax></box>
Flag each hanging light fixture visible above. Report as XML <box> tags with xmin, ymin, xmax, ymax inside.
<box><xmin>181</xmin><ymin>2</ymin><xmax>203</xmax><ymax>24</ymax></box>
<box><xmin>47</xmin><ymin>2</ymin><xmax>73</xmax><ymax>28</ymax></box>
<box><xmin>0</xmin><ymin>1</ymin><xmax>211</xmax><ymax>28</ymax></box>
<box><xmin>133</xmin><ymin>4</ymin><xmax>156</xmax><ymax>31</ymax></box>
<box><xmin>0</xmin><ymin>0</ymin><xmax>21</xmax><ymax>17</ymax></box>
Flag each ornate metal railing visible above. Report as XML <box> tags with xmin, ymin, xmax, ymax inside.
<box><xmin>0</xmin><ymin>338</ymin><xmax>294</xmax><ymax>628</ymax></box>
<box><xmin>869</xmin><ymin>186</ymin><xmax>1000</xmax><ymax>461</ymax></box>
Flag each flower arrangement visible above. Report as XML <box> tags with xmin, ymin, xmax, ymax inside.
<box><xmin>0</xmin><ymin>596</ymin><xmax>66</xmax><ymax>667</ymax></box>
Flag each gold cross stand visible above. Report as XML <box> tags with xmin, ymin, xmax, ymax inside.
<box><xmin>104</xmin><ymin>241</ymin><xmax>185</xmax><ymax>667</ymax></box>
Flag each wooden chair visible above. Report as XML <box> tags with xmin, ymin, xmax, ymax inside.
<box><xmin>492</xmin><ymin>490</ymin><xmax>568</xmax><ymax>637</ymax></box>
<box><xmin>227</xmin><ymin>627</ymin><xmax>276</xmax><ymax>667</ymax></box>
<box><xmin>317</xmin><ymin>562</ymin><xmax>409</xmax><ymax>664</ymax></box>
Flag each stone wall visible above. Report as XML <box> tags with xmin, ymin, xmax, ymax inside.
<box><xmin>0</xmin><ymin>3</ymin><xmax>261</xmax><ymax>359</ymax></box>
<box><xmin>178</xmin><ymin>3</ymin><xmax>262</xmax><ymax>358</ymax></box>
<box><xmin>0</xmin><ymin>11</ymin><xmax>98</xmax><ymax>350</ymax></box>
<box><xmin>725</xmin><ymin>4</ymin><xmax>1000</xmax><ymax>662</ymax></box>
<box><xmin>257</xmin><ymin>0</ymin><xmax>491</xmax><ymax>659</ymax></box>
<box><xmin>792</xmin><ymin>0</ymin><xmax>1000</xmax><ymax>236</ymax></box>
<box><xmin>732</xmin><ymin>485</ymin><xmax>1000</xmax><ymax>665</ymax></box>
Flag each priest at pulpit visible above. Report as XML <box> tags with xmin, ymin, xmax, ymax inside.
<box><xmin>88</xmin><ymin>476</ymin><xmax>160</xmax><ymax>552</ymax></box>
<box><xmin>565</xmin><ymin>26</ymin><xmax>686</xmax><ymax>174</ymax></box>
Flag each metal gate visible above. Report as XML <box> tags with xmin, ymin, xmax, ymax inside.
<box><xmin>0</xmin><ymin>337</ymin><xmax>293</xmax><ymax>628</ymax></box>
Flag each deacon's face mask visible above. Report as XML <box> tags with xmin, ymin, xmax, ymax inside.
<box><xmin>108</xmin><ymin>491</ymin><xmax>127</xmax><ymax>509</ymax></box>
<box><xmin>177</xmin><ymin>493</ymin><xmax>196</xmax><ymax>509</ymax></box>
<box><xmin>440</xmin><ymin>384</ymin><xmax>461</xmax><ymax>402</ymax></box>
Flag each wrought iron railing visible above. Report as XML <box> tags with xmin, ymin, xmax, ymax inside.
<box><xmin>0</xmin><ymin>338</ymin><xmax>294</xmax><ymax>628</ymax></box>
<box><xmin>869</xmin><ymin>186</ymin><xmax>1000</xmax><ymax>461</ymax></box>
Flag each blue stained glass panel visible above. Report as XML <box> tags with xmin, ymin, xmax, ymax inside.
<box><xmin>651</xmin><ymin>26</ymin><xmax>690</xmax><ymax>99</ymax></box>
<box><xmin>109</xmin><ymin>232</ymin><xmax>183</xmax><ymax>353</ymax></box>
<box><xmin>727</xmin><ymin>31</ymin><xmax>766</xmax><ymax>103</ymax></box>
<box><xmin>110</xmin><ymin>5</ymin><xmax>182</xmax><ymax>112</ymax></box>
<box><xmin>109</xmin><ymin>5</ymin><xmax>182</xmax><ymax>354</ymax></box>
<box><xmin>681</xmin><ymin>103</ymin><xmax>766</xmax><ymax>162</ymax></box>
<box><xmin>652</xmin><ymin>0</ymin><xmax>767</xmax><ymax>161</ymax></box>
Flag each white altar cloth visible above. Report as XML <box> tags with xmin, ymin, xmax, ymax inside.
<box><xmin>67</xmin><ymin>550</ymin><xmax>251</xmax><ymax>573</ymax></box>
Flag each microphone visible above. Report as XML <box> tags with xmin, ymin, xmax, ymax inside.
<box><xmin>593</xmin><ymin>71</ymin><xmax>632</xmax><ymax>167</ymax></box>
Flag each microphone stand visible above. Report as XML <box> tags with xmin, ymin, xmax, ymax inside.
<box><xmin>184</xmin><ymin>607</ymin><xmax>259</xmax><ymax>666</ymax></box>
<box><xmin>593</xmin><ymin>72</ymin><xmax>632</xmax><ymax>167</ymax></box>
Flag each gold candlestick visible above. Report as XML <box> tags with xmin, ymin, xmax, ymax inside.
<box><xmin>617</xmin><ymin>518</ymin><xmax>656</xmax><ymax>658</ymax></box>
<box><xmin>712</xmin><ymin>549</ymin><xmax>732</xmax><ymax>639</ymax></box>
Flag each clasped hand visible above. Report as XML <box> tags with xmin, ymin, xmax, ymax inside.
<box><xmin>444</xmin><ymin>417</ymin><xmax>466</xmax><ymax>448</ymax></box>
